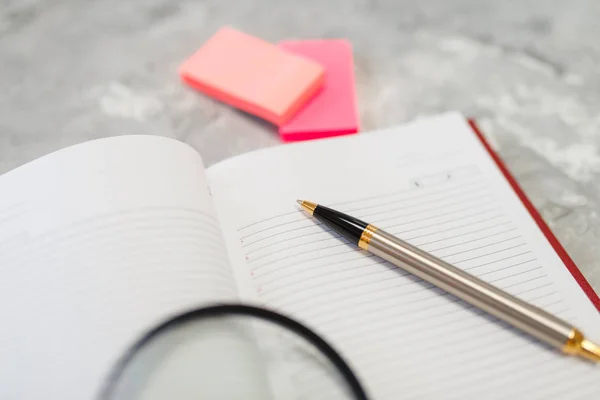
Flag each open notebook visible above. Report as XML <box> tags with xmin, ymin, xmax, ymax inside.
<box><xmin>1</xmin><ymin>113</ymin><xmax>599</xmax><ymax>399</ymax></box>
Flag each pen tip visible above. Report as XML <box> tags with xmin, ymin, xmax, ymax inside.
<box><xmin>297</xmin><ymin>200</ymin><xmax>317</xmax><ymax>215</ymax></box>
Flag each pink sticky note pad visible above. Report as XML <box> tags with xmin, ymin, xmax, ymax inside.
<box><xmin>179</xmin><ymin>27</ymin><xmax>325</xmax><ymax>126</ymax></box>
<box><xmin>278</xmin><ymin>39</ymin><xmax>359</xmax><ymax>141</ymax></box>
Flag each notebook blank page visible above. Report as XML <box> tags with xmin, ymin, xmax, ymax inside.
<box><xmin>0</xmin><ymin>136</ymin><xmax>237</xmax><ymax>399</ymax></box>
<box><xmin>208</xmin><ymin>113</ymin><xmax>600</xmax><ymax>399</ymax></box>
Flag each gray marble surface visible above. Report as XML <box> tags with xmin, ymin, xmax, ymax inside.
<box><xmin>1</xmin><ymin>0</ymin><xmax>599</xmax><ymax>294</ymax></box>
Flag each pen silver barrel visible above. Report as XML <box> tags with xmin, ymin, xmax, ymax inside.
<box><xmin>298</xmin><ymin>200</ymin><xmax>600</xmax><ymax>362</ymax></box>
<box><xmin>360</xmin><ymin>225</ymin><xmax>596</xmax><ymax>357</ymax></box>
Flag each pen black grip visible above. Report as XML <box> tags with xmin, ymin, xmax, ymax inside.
<box><xmin>313</xmin><ymin>205</ymin><xmax>368</xmax><ymax>245</ymax></box>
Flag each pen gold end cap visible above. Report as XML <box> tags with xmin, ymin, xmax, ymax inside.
<box><xmin>580</xmin><ymin>340</ymin><xmax>600</xmax><ymax>363</ymax></box>
<box><xmin>564</xmin><ymin>329</ymin><xmax>600</xmax><ymax>363</ymax></box>
<box><xmin>297</xmin><ymin>200</ymin><xmax>317</xmax><ymax>215</ymax></box>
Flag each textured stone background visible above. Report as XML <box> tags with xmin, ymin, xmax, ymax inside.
<box><xmin>1</xmin><ymin>0</ymin><xmax>599</xmax><ymax>293</ymax></box>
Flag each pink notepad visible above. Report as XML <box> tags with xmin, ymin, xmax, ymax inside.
<box><xmin>179</xmin><ymin>27</ymin><xmax>325</xmax><ymax>126</ymax></box>
<box><xmin>278</xmin><ymin>39</ymin><xmax>359</xmax><ymax>142</ymax></box>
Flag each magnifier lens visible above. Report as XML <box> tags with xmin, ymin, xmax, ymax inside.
<box><xmin>102</xmin><ymin>305</ymin><xmax>368</xmax><ymax>400</ymax></box>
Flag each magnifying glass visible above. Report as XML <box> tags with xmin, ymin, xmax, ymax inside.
<box><xmin>100</xmin><ymin>304</ymin><xmax>369</xmax><ymax>400</ymax></box>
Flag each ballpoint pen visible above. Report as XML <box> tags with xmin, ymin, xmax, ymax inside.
<box><xmin>297</xmin><ymin>200</ymin><xmax>600</xmax><ymax>363</ymax></box>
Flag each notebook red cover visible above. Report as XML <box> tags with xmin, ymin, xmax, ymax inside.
<box><xmin>468</xmin><ymin>119</ymin><xmax>600</xmax><ymax>312</ymax></box>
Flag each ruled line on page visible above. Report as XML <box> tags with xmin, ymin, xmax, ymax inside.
<box><xmin>435</xmin><ymin>235</ymin><xmax>521</xmax><ymax>258</ymax></box>
<box><xmin>248</xmin><ymin>208</ymin><xmax>508</xmax><ymax>272</ymax></box>
<box><xmin>255</xmin><ymin>262</ymin><xmax>546</xmax><ymax>324</ymax></box>
<box><xmin>241</xmin><ymin>191</ymin><xmax>495</xmax><ymax>247</ymax></box>
<box><xmin>324</xmin><ymin>279</ymin><xmax>560</xmax><ymax>333</ymax></box>
<box><xmin>0</xmin><ymin>209</ymin><xmax>224</xmax><ymax>265</ymax></box>
<box><xmin>467</xmin><ymin>369</ymin><xmax>599</xmax><ymax>400</ymax></box>
<box><xmin>0</xmin><ymin>226</ymin><xmax>229</xmax><ymax>273</ymax></box>
<box><xmin>269</xmin><ymin>260</ymin><xmax>543</xmax><ymax>312</ymax></box>
<box><xmin>261</xmin><ymin>270</ymin><xmax>559</xmax><ymax>341</ymax></box>
<box><xmin>390</xmin><ymin>331</ymin><xmax>591</xmax><ymax>398</ymax></box>
<box><xmin>448</xmin><ymin>357</ymin><xmax>593</xmax><ymax>400</ymax></box>
<box><xmin>2</xmin><ymin>207</ymin><xmax>221</xmax><ymax>247</ymax></box>
<box><xmin>348</xmin><ymin>184</ymin><xmax>488</xmax><ymax>218</ymax></box>
<box><xmin>255</xmin><ymin>247</ymin><xmax>537</xmax><ymax>306</ymax></box>
<box><xmin>400</xmin><ymin>214</ymin><xmax>506</xmax><ymax>241</ymax></box>
<box><xmin>1</xmin><ymin>213</ymin><xmax>235</xmax><ymax>281</ymax></box>
<box><xmin>343</xmin><ymin>298</ymin><xmax>570</xmax><ymax>363</ymax></box>
<box><xmin>245</xmin><ymin>210</ymin><xmax>508</xmax><ymax>259</ymax></box>
<box><xmin>352</xmin><ymin>306</ymin><xmax>568</xmax><ymax>376</ymax></box>
<box><xmin>252</xmin><ymin>233</ymin><xmax>522</xmax><ymax>282</ymax></box>
<box><xmin>308</xmin><ymin>263</ymin><xmax>549</xmax><ymax>323</ymax></box>
<box><xmin>238</xmin><ymin>176</ymin><xmax>486</xmax><ymax>237</ymax></box>
<box><xmin>264</xmin><ymin>284</ymin><xmax>569</xmax><ymax>360</ymax></box>
<box><xmin>243</xmin><ymin>200</ymin><xmax>500</xmax><ymax>252</ymax></box>
<box><xmin>406</xmin><ymin>221</ymin><xmax>513</xmax><ymax>247</ymax></box>
<box><xmin>424</xmin><ymin>227</ymin><xmax>518</xmax><ymax>252</ymax></box>
<box><xmin>284</xmin><ymin>274</ymin><xmax>561</xmax><ymax>343</ymax></box>
<box><xmin>237</xmin><ymin>170</ymin><xmax>483</xmax><ymax>232</ymax></box>
<box><xmin>384</xmin><ymin>205</ymin><xmax>497</xmax><ymax>233</ymax></box>
<box><xmin>238</xmin><ymin>177</ymin><xmax>485</xmax><ymax>237</ymax></box>
<box><xmin>334</xmin><ymin>286</ymin><xmax>564</xmax><ymax>342</ymax></box>
<box><xmin>247</xmin><ymin>224</ymin><xmax>518</xmax><ymax>265</ymax></box>
<box><xmin>528</xmin><ymin>375</ymin><xmax>600</xmax><ymax>400</ymax></box>
<box><xmin>448</xmin><ymin>243</ymin><xmax>527</xmax><ymax>263</ymax></box>
<box><xmin>341</xmin><ymin>308</ymin><xmax>572</xmax><ymax>371</ymax></box>
<box><xmin>462</xmin><ymin>251</ymin><xmax>532</xmax><ymax>271</ymax></box>
<box><xmin>253</xmin><ymin>236</ymin><xmax>529</xmax><ymax>292</ymax></box>
<box><xmin>239</xmin><ymin>182</ymin><xmax>489</xmax><ymax>240</ymax></box>
<box><xmin>244</xmin><ymin>217</ymin><xmax>511</xmax><ymax>261</ymax></box>
<box><xmin>345</xmin><ymin>311</ymin><xmax>569</xmax><ymax>368</ymax></box>
<box><xmin>338</xmin><ymin>164</ymin><xmax>480</xmax><ymax>205</ymax></box>
<box><xmin>252</xmin><ymin>232</ymin><xmax>530</xmax><ymax>290</ymax></box>
<box><xmin>372</xmin><ymin>308</ymin><xmax>564</xmax><ymax>372</ymax></box>
<box><xmin>355</xmin><ymin>299</ymin><xmax>572</xmax><ymax>359</ymax></box>
<box><xmin>378</xmin><ymin>341</ymin><xmax>561</xmax><ymax>396</ymax></box>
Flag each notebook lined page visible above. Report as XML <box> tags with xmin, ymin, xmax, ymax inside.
<box><xmin>238</xmin><ymin>169</ymin><xmax>583</xmax><ymax>399</ymax></box>
<box><xmin>0</xmin><ymin>137</ymin><xmax>237</xmax><ymax>400</ymax></box>
<box><xmin>243</xmin><ymin>169</ymin><xmax>565</xmax><ymax>316</ymax></box>
<box><xmin>208</xmin><ymin>113</ymin><xmax>600</xmax><ymax>400</ymax></box>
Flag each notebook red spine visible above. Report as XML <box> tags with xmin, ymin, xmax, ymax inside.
<box><xmin>468</xmin><ymin>119</ymin><xmax>600</xmax><ymax>312</ymax></box>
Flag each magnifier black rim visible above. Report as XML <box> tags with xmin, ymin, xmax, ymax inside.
<box><xmin>100</xmin><ymin>303</ymin><xmax>369</xmax><ymax>400</ymax></box>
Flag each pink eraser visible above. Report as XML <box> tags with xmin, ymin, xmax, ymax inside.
<box><xmin>179</xmin><ymin>27</ymin><xmax>325</xmax><ymax>126</ymax></box>
<box><xmin>278</xmin><ymin>39</ymin><xmax>359</xmax><ymax>142</ymax></box>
